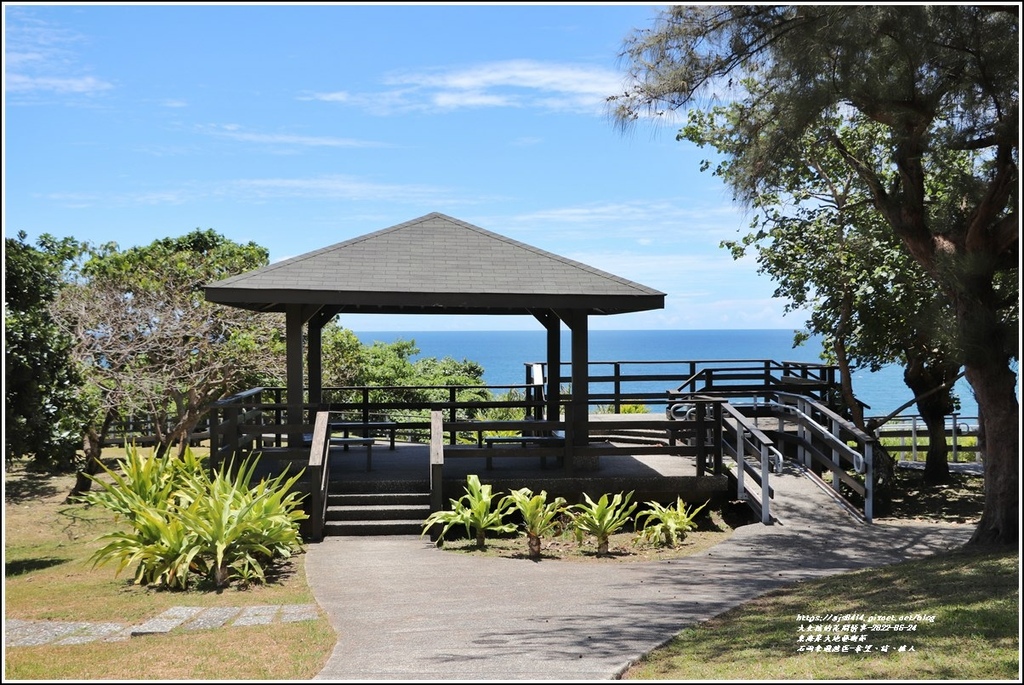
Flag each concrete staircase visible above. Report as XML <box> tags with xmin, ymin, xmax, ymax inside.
<box><xmin>323</xmin><ymin>480</ymin><xmax>432</xmax><ymax>536</ymax></box>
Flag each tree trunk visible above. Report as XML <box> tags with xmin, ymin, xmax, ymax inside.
<box><xmin>966</xmin><ymin>359</ymin><xmax>1019</xmax><ymax>546</ymax></box>
<box><xmin>833</xmin><ymin>335</ymin><xmax>865</xmax><ymax>428</ymax></box>
<box><xmin>67</xmin><ymin>409</ymin><xmax>117</xmax><ymax>500</ymax></box>
<box><xmin>869</xmin><ymin>442</ymin><xmax>896</xmax><ymax>518</ymax></box>
<box><xmin>952</xmin><ymin>271</ymin><xmax>1018</xmax><ymax>546</ymax></box>
<box><xmin>902</xmin><ymin>357</ymin><xmax>959</xmax><ymax>485</ymax></box>
<box><xmin>528</xmin><ymin>533</ymin><xmax>542</xmax><ymax>560</ymax></box>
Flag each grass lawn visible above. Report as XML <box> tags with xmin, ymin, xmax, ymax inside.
<box><xmin>621</xmin><ymin>545</ymin><xmax>1018</xmax><ymax>681</ymax></box>
<box><xmin>3</xmin><ymin>450</ymin><xmax>336</xmax><ymax>681</ymax></box>
<box><xmin>620</xmin><ymin>467</ymin><xmax>1020</xmax><ymax>681</ymax></box>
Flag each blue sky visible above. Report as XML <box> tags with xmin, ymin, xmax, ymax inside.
<box><xmin>4</xmin><ymin>2</ymin><xmax>809</xmax><ymax>332</ymax></box>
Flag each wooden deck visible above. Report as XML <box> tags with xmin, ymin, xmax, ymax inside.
<box><xmin>318</xmin><ymin>424</ymin><xmax>729</xmax><ymax>508</ymax></box>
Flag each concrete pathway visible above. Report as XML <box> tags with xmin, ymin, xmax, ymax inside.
<box><xmin>305</xmin><ymin>463</ymin><xmax>973</xmax><ymax>680</ymax></box>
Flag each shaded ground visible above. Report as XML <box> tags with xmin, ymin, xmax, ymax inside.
<box><xmin>881</xmin><ymin>468</ymin><xmax>985</xmax><ymax>525</ymax></box>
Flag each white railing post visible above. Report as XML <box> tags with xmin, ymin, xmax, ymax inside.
<box><xmin>911</xmin><ymin>415</ymin><xmax>918</xmax><ymax>462</ymax></box>
<box><xmin>760</xmin><ymin>443</ymin><xmax>771</xmax><ymax>524</ymax></box>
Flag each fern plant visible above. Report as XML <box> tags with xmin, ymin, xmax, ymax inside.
<box><xmin>503</xmin><ymin>487</ymin><xmax>567</xmax><ymax>560</ymax></box>
<box><xmin>634</xmin><ymin>498</ymin><xmax>708</xmax><ymax>548</ymax></box>
<box><xmin>569</xmin><ymin>491</ymin><xmax>637</xmax><ymax>556</ymax></box>
<box><xmin>421</xmin><ymin>474</ymin><xmax>517</xmax><ymax>549</ymax></box>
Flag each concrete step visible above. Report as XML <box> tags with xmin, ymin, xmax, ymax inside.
<box><xmin>323</xmin><ymin>487</ymin><xmax>432</xmax><ymax>536</ymax></box>
<box><xmin>328</xmin><ymin>492</ymin><xmax>430</xmax><ymax>507</ymax></box>
<box><xmin>328</xmin><ymin>478</ymin><xmax>430</xmax><ymax>494</ymax></box>
<box><xmin>327</xmin><ymin>503</ymin><xmax>432</xmax><ymax>522</ymax></box>
<box><xmin>322</xmin><ymin>519</ymin><xmax>426</xmax><ymax>536</ymax></box>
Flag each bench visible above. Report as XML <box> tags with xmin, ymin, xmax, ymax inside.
<box><xmin>330</xmin><ymin>421</ymin><xmax>399</xmax><ymax>450</ymax></box>
<box><xmin>482</xmin><ymin>431</ymin><xmax>564</xmax><ymax>469</ymax></box>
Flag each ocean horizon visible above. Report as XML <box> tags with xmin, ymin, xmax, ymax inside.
<box><xmin>353</xmin><ymin>329</ymin><xmax>980</xmax><ymax>421</ymax></box>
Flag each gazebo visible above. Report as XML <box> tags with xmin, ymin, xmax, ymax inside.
<box><xmin>204</xmin><ymin>212</ymin><xmax>665</xmax><ymax>461</ymax></box>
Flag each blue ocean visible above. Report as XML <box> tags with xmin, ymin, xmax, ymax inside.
<box><xmin>354</xmin><ymin>329</ymin><xmax>980</xmax><ymax>421</ymax></box>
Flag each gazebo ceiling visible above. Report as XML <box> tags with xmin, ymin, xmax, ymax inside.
<box><xmin>204</xmin><ymin>212</ymin><xmax>665</xmax><ymax>316</ymax></box>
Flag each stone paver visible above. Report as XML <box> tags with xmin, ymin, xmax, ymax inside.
<box><xmin>183</xmin><ymin>607</ymin><xmax>242</xmax><ymax>631</ymax></box>
<box><xmin>131</xmin><ymin>606</ymin><xmax>204</xmax><ymax>636</ymax></box>
<box><xmin>233</xmin><ymin>605</ymin><xmax>279</xmax><ymax>627</ymax></box>
<box><xmin>4</xmin><ymin>604</ymin><xmax>321</xmax><ymax>648</ymax></box>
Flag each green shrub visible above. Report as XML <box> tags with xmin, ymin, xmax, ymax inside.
<box><xmin>634</xmin><ymin>498</ymin><xmax>708</xmax><ymax>548</ymax></box>
<box><xmin>83</xmin><ymin>445</ymin><xmax>307</xmax><ymax>590</ymax></box>
<box><xmin>594</xmin><ymin>403</ymin><xmax>650</xmax><ymax>414</ymax></box>
<box><xmin>569</xmin><ymin>490</ymin><xmax>637</xmax><ymax>556</ymax></box>
<box><xmin>503</xmin><ymin>487</ymin><xmax>567</xmax><ymax>560</ymax></box>
<box><xmin>421</xmin><ymin>474</ymin><xmax>517</xmax><ymax>549</ymax></box>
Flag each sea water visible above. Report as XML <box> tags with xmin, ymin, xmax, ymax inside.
<box><xmin>353</xmin><ymin>329</ymin><xmax>980</xmax><ymax>421</ymax></box>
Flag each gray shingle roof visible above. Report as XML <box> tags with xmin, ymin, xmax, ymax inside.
<box><xmin>205</xmin><ymin>212</ymin><xmax>665</xmax><ymax>316</ymax></box>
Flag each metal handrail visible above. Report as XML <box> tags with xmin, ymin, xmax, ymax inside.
<box><xmin>720</xmin><ymin>402</ymin><xmax>779</xmax><ymax>524</ymax></box>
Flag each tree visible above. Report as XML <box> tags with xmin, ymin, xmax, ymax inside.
<box><xmin>355</xmin><ymin>338</ymin><xmax>489</xmax><ymax>413</ymax></box>
<box><xmin>4</xmin><ymin>232</ymin><xmax>89</xmax><ymax>469</ymax></box>
<box><xmin>51</xmin><ymin>229</ymin><xmax>285</xmax><ymax>494</ymax></box>
<box><xmin>682</xmin><ymin>102</ymin><xmax>965</xmax><ymax>486</ymax></box>
<box><xmin>612</xmin><ymin>5</ymin><xmax>1018</xmax><ymax>545</ymax></box>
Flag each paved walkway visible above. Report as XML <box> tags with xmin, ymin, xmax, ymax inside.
<box><xmin>305</xmin><ymin>462</ymin><xmax>974</xmax><ymax>680</ymax></box>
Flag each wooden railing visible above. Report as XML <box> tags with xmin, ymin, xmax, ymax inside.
<box><xmin>527</xmin><ymin>358</ymin><xmax>841</xmax><ymax>413</ymax></box>
<box><xmin>305</xmin><ymin>411</ymin><xmax>332</xmax><ymax>542</ymax></box>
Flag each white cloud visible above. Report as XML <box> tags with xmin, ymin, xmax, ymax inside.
<box><xmin>224</xmin><ymin>175</ymin><xmax>454</xmax><ymax>203</ymax></box>
<box><xmin>4</xmin><ymin>13</ymin><xmax>113</xmax><ymax>102</ymax></box>
<box><xmin>312</xmin><ymin>59</ymin><xmax>628</xmax><ymax>116</ymax></box>
<box><xmin>5</xmin><ymin>73</ymin><xmax>112</xmax><ymax>94</ymax></box>
<box><xmin>196</xmin><ymin>124</ymin><xmax>387</xmax><ymax>149</ymax></box>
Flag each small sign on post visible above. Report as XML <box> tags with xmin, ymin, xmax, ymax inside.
<box><xmin>428</xmin><ymin>410</ymin><xmax>444</xmax><ymax>525</ymax></box>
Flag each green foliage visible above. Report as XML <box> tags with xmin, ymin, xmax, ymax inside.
<box><xmin>612</xmin><ymin>4</ymin><xmax>1019</xmax><ymax>544</ymax></box>
<box><xmin>83</xmin><ymin>445</ymin><xmax>306</xmax><ymax>590</ymax></box>
<box><xmin>319</xmin><ymin>322</ymin><xmax>364</xmax><ymax>390</ymax></box>
<box><xmin>475</xmin><ymin>389</ymin><xmax>529</xmax><ymax>440</ymax></box>
<box><xmin>357</xmin><ymin>338</ymin><xmax>488</xmax><ymax>406</ymax></box>
<box><xmin>569</xmin><ymin>491</ymin><xmax>638</xmax><ymax>556</ymax></box>
<box><xmin>51</xmin><ymin>228</ymin><xmax>283</xmax><ymax>460</ymax></box>
<box><xmin>4</xmin><ymin>231</ymin><xmax>88</xmax><ymax>468</ymax></box>
<box><xmin>421</xmin><ymin>474</ymin><xmax>517</xmax><ymax>549</ymax></box>
<box><xmin>503</xmin><ymin>487</ymin><xmax>567</xmax><ymax>560</ymax></box>
<box><xmin>634</xmin><ymin>498</ymin><xmax>708</xmax><ymax>548</ymax></box>
<box><xmin>594</xmin><ymin>403</ymin><xmax>649</xmax><ymax>414</ymax></box>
